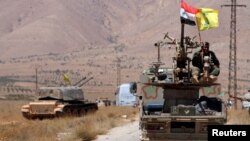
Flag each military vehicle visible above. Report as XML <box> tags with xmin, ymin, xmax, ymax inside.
<box><xmin>21</xmin><ymin>77</ymin><xmax>98</xmax><ymax>119</ymax></box>
<box><xmin>129</xmin><ymin>26</ymin><xmax>227</xmax><ymax>140</ymax></box>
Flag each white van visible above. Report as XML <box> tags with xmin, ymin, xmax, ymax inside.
<box><xmin>115</xmin><ymin>83</ymin><xmax>137</xmax><ymax>106</ymax></box>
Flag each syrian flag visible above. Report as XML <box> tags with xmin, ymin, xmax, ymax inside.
<box><xmin>180</xmin><ymin>0</ymin><xmax>198</xmax><ymax>26</ymax></box>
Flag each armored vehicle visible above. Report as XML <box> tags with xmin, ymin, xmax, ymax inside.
<box><xmin>130</xmin><ymin>29</ymin><xmax>227</xmax><ymax>140</ymax></box>
<box><xmin>21</xmin><ymin>77</ymin><xmax>98</xmax><ymax>119</ymax></box>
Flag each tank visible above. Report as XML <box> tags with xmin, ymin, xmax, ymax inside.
<box><xmin>21</xmin><ymin>77</ymin><xmax>98</xmax><ymax>119</ymax></box>
<box><xmin>129</xmin><ymin>29</ymin><xmax>227</xmax><ymax>140</ymax></box>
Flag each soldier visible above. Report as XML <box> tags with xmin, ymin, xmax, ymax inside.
<box><xmin>191</xmin><ymin>42</ymin><xmax>220</xmax><ymax>83</ymax></box>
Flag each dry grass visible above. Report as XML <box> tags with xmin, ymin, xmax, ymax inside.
<box><xmin>73</xmin><ymin>107</ymin><xmax>137</xmax><ymax>141</ymax></box>
<box><xmin>1</xmin><ymin>100</ymin><xmax>250</xmax><ymax>141</ymax></box>
<box><xmin>227</xmin><ymin>108</ymin><xmax>250</xmax><ymax>124</ymax></box>
<box><xmin>0</xmin><ymin>101</ymin><xmax>27</xmax><ymax>122</ymax></box>
<box><xmin>0</xmin><ymin>100</ymin><xmax>138</xmax><ymax>141</ymax></box>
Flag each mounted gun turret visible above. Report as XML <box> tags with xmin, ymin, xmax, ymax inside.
<box><xmin>21</xmin><ymin>76</ymin><xmax>97</xmax><ymax>120</ymax></box>
<box><xmin>129</xmin><ymin>31</ymin><xmax>226</xmax><ymax>141</ymax></box>
<box><xmin>164</xmin><ymin>33</ymin><xmax>201</xmax><ymax>83</ymax></box>
<box><xmin>147</xmin><ymin>32</ymin><xmax>202</xmax><ymax>84</ymax></box>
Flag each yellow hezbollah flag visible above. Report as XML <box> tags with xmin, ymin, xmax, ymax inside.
<box><xmin>63</xmin><ymin>74</ymin><xmax>71</xmax><ymax>85</ymax></box>
<box><xmin>196</xmin><ymin>8</ymin><xmax>219</xmax><ymax>31</ymax></box>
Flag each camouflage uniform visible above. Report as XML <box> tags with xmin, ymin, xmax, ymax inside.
<box><xmin>191</xmin><ymin>49</ymin><xmax>220</xmax><ymax>78</ymax></box>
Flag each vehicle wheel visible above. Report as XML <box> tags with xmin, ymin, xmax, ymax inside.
<box><xmin>55</xmin><ymin>111</ymin><xmax>64</xmax><ymax>118</ymax></box>
<box><xmin>64</xmin><ymin>108</ymin><xmax>72</xmax><ymax>116</ymax></box>
<box><xmin>79</xmin><ymin>109</ymin><xmax>86</xmax><ymax>116</ymax></box>
<box><xmin>22</xmin><ymin>112</ymin><xmax>31</xmax><ymax>119</ymax></box>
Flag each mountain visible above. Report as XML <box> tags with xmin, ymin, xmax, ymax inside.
<box><xmin>0</xmin><ymin>0</ymin><xmax>249</xmax><ymax>100</ymax></box>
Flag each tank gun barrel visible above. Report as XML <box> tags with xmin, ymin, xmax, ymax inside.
<box><xmin>73</xmin><ymin>77</ymin><xmax>87</xmax><ymax>86</ymax></box>
<box><xmin>77</xmin><ymin>77</ymin><xmax>94</xmax><ymax>87</ymax></box>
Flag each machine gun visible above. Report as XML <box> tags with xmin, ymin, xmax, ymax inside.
<box><xmin>154</xmin><ymin>32</ymin><xmax>201</xmax><ymax>83</ymax></box>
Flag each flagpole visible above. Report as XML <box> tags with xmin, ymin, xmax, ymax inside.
<box><xmin>195</xmin><ymin>14</ymin><xmax>202</xmax><ymax>43</ymax></box>
<box><xmin>198</xmin><ymin>30</ymin><xmax>202</xmax><ymax>43</ymax></box>
<box><xmin>180</xmin><ymin>23</ymin><xmax>185</xmax><ymax>48</ymax></box>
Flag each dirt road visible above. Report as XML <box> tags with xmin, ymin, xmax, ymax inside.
<box><xmin>94</xmin><ymin>119</ymin><xmax>140</xmax><ymax>141</ymax></box>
